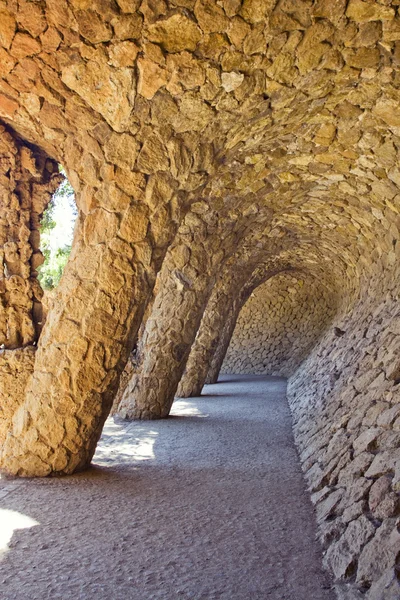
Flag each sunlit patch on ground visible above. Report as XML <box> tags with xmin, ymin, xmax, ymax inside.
<box><xmin>170</xmin><ymin>399</ymin><xmax>209</xmax><ymax>418</ymax></box>
<box><xmin>93</xmin><ymin>399</ymin><xmax>209</xmax><ymax>468</ymax></box>
<box><xmin>94</xmin><ymin>418</ymin><xmax>158</xmax><ymax>465</ymax></box>
<box><xmin>0</xmin><ymin>509</ymin><xmax>39</xmax><ymax>560</ymax></box>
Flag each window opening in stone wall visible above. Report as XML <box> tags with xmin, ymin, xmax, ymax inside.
<box><xmin>38</xmin><ymin>168</ymin><xmax>77</xmax><ymax>292</ymax></box>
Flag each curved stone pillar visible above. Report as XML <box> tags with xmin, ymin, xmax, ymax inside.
<box><xmin>178</xmin><ymin>244</ymin><xmax>296</xmax><ymax>395</ymax></box>
<box><xmin>118</xmin><ymin>246</ymin><xmax>216</xmax><ymax>420</ymax></box>
<box><xmin>0</xmin><ymin>179</ymin><xmax>159</xmax><ymax>476</ymax></box>
<box><xmin>176</xmin><ymin>300</ymin><xmax>227</xmax><ymax>398</ymax></box>
<box><xmin>176</xmin><ymin>270</ymin><xmax>249</xmax><ymax>398</ymax></box>
<box><xmin>117</xmin><ymin>206</ymin><xmax>270</xmax><ymax>419</ymax></box>
<box><xmin>206</xmin><ymin>297</ymin><xmax>247</xmax><ymax>385</ymax></box>
<box><xmin>182</xmin><ymin>262</ymin><xmax>294</xmax><ymax>392</ymax></box>
<box><xmin>205</xmin><ymin>269</ymin><xmax>283</xmax><ymax>384</ymax></box>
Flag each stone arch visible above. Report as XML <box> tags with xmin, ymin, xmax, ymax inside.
<box><xmin>1</xmin><ymin>2</ymin><xmax>400</xmax><ymax>594</ymax></box>
<box><xmin>117</xmin><ymin>199</ymin><xmax>275</xmax><ymax>419</ymax></box>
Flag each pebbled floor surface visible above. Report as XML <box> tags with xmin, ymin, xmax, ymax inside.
<box><xmin>0</xmin><ymin>375</ymin><xmax>335</xmax><ymax>600</ymax></box>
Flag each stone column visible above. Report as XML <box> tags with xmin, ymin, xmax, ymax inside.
<box><xmin>176</xmin><ymin>269</ymin><xmax>248</xmax><ymax>398</ymax></box>
<box><xmin>205</xmin><ymin>265</ymin><xmax>294</xmax><ymax>384</ymax></box>
<box><xmin>117</xmin><ymin>206</ymin><xmax>256</xmax><ymax>420</ymax></box>
<box><xmin>178</xmin><ymin>253</ymin><xmax>293</xmax><ymax>395</ymax></box>
<box><xmin>0</xmin><ymin>176</ymin><xmax>160</xmax><ymax>476</ymax></box>
<box><xmin>206</xmin><ymin>297</ymin><xmax>246</xmax><ymax>385</ymax></box>
<box><xmin>118</xmin><ymin>246</ymin><xmax>216</xmax><ymax>420</ymax></box>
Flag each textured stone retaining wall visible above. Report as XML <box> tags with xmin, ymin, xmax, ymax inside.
<box><xmin>0</xmin><ymin>124</ymin><xmax>61</xmax><ymax>348</ymax></box>
<box><xmin>287</xmin><ymin>259</ymin><xmax>400</xmax><ymax>598</ymax></box>
<box><xmin>222</xmin><ymin>273</ymin><xmax>337</xmax><ymax>377</ymax></box>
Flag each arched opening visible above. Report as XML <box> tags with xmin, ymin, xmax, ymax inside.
<box><xmin>36</xmin><ymin>168</ymin><xmax>77</xmax><ymax>335</ymax></box>
<box><xmin>0</xmin><ymin>124</ymin><xmax>62</xmax><ymax>350</ymax></box>
<box><xmin>38</xmin><ymin>169</ymin><xmax>77</xmax><ymax>293</ymax></box>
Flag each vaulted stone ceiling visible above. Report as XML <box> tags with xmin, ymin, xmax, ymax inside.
<box><xmin>2</xmin><ymin>1</ymin><xmax>400</xmax><ymax>596</ymax></box>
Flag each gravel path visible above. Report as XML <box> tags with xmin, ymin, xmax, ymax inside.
<box><xmin>0</xmin><ymin>375</ymin><xmax>335</xmax><ymax>600</ymax></box>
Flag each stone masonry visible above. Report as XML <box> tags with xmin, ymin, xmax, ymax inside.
<box><xmin>222</xmin><ymin>272</ymin><xmax>337</xmax><ymax>377</ymax></box>
<box><xmin>1</xmin><ymin>0</ymin><xmax>398</xmax><ymax>477</ymax></box>
<box><xmin>1</xmin><ymin>1</ymin><xmax>400</xmax><ymax>597</ymax></box>
<box><xmin>176</xmin><ymin>242</ymin><xmax>297</xmax><ymax>398</ymax></box>
<box><xmin>0</xmin><ymin>123</ymin><xmax>61</xmax><ymax>448</ymax></box>
<box><xmin>0</xmin><ymin>123</ymin><xmax>61</xmax><ymax>348</ymax></box>
<box><xmin>287</xmin><ymin>242</ymin><xmax>400</xmax><ymax>599</ymax></box>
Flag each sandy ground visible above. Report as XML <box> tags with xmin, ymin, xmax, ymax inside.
<box><xmin>0</xmin><ymin>375</ymin><xmax>335</xmax><ymax>600</ymax></box>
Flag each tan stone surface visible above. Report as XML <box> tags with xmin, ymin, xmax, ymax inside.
<box><xmin>223</xmin><ymin>273</ymin><xmax>337</xmax><ymax>377</ymax></box>
<box><xmin>176</xmin><ymin>245</ymin><xmax>296</xmax><ymax>398</ymax></box>
<box><xmin>0</xmin><ymin>12</ymin><xmax>398</xmax><ymax>599</ymax></box>
<box><xmin>0</xmin><ymin>346</ymin><xmax>35</xmax><ymax>447</ymax></box>
<box><xmin>0</xmin><ymin>124</ymin><xmax>61</xmax><ymax>349</ymax></box>
<box><xmin>287</xmin><ymin>241</ymin><xmax>400</xmax><ymax>597</ymax></box>
<box><xmin>117</xmin><ymin>205</ymin><xmax>270</xmax><ymax>418</ymax></box>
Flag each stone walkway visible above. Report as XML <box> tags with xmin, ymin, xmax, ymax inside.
<box><xmin>0</xmin><ymin>375</ymin><xmax>335</xmax><ymax>600</ymax></box>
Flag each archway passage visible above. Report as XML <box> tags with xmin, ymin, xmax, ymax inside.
<box><xmin>0</xmin><ymin>376</ymin><xmax>335</xmax><ymax>600</ymax></box>
<box><xmin>0</xmin><ymin>0</ymin><xmax>399</xmax><ymax>478</ymax></box>
<box><xmin>1</xmin><ymin>1</ymin><xmax>400</xmax><ymax>597</ymax></box>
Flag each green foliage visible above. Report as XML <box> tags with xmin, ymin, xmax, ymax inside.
<box><xmin>39</xmin><ymin>244</ymin><xmax>72</xmax><ymax>291</ymax></box>
<box><xmin>38</xmin><ymin>169</ymin><xmax>76</xmax><ymax>291</ymax></box>
<box><xmin>40</xmin><ymin>206</ymin><xmax>56</xmax><ymax>231</ymax></box>
<box><xmin>55</xmin><ymin>173</ymin><xmax>76</xmax><ymax>203</ymax></box>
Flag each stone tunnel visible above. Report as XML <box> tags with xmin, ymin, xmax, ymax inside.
<box><xmin>1</xmin><ymin>0</ymin><xmax>400</xmax><ymax>598</ymax></box>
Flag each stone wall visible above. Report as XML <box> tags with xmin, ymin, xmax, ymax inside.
<box><xmin>0</xmin><ymin>125</ymin><xmax>60</xmax><ymax>449</ymax></box>
<box><xmin>222</xmin><ymin>272</ymin><xmax>337</xmax><ymax>377</ymax></box>
<box><xmin>287</xmin><ymin>258</ymin><xmax>400</xmax><ymax>597</ymax></box>
<box><xmin>0</xmin><ymin>124</ymin><xmax>61</xmax><ymax>348</ymax></box>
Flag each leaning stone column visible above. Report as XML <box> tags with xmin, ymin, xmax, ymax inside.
<box><xmin>0</xmin><ymin>176</ymin><xmax>159</xmax><ymax>476</ymax></box>
<box><xmin>176</xmin><ymin>270</ymin><xmax>248</xmax><ymax>398</ymax></box>
<box><xmin>205</xmin><ymin>265</ymin><xmax>294</xmax><ymax>384</ymax></box>
<box><xmin>177</xmin><ymin>237</ymin><xmax>296</xmax><ymax>396</ymax></box>
<box><xmin>206</xmin><ymin>298</ymin><xmax>244</xmax><ymax>385</ymax></box>
<box><xmin>176</xmin><ymin>298</ymin><xmax>233</xmax><ymax>397</ymax></box>
<box><xmin>118</xmin><ymin>245</ymin><xmax>216</xmax><ymax>420</ymax></box>
<box><xmin>117</xmin><ymin>205</ymin><xmax>255</xmax><ymax>420</ymax></box>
